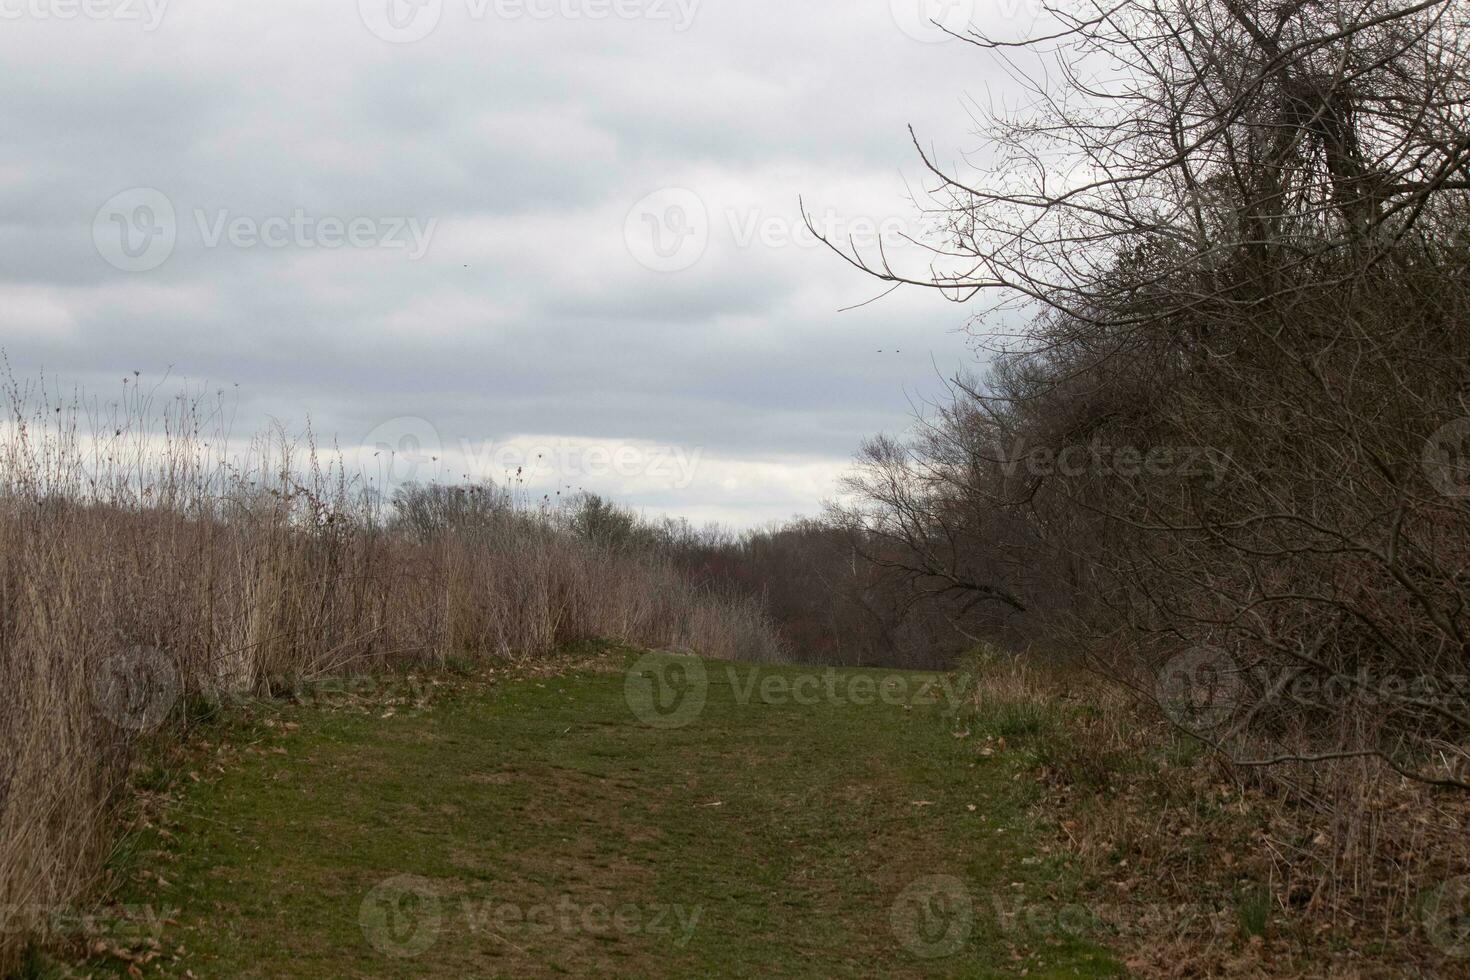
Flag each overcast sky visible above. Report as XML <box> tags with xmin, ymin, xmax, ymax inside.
<box><xmin>0</xmin><ymin>0</ymin><xmax>1037</xmax><ymax>526</ymax></box>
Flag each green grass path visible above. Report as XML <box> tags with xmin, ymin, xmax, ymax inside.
<box><xmin>111</xmin><ymin>652</ymin><xmax>1123</xmax><ymax>978</ymax></box>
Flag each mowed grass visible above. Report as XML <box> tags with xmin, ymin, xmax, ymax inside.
<box><xmin>92</xmin><ymin>651</ymin><xmax>1123</xmax><ymax>978</ymax></box>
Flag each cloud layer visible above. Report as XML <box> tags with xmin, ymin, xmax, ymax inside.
<box><xmin>0</xmin><ymin>0</ymin><xmax>1035</xmax><ymax>525</ymax></box>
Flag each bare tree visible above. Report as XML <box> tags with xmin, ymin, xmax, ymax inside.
<box><xmin>822</xmin><ymin>0</ymin><xmax>1470</xmax><ymax>789</ymax></box>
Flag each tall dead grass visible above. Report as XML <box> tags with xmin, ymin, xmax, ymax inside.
<box><xmin>0</xmin><ymin>375</ymin><xmax>783</xmax><ymax>974</ymax></box>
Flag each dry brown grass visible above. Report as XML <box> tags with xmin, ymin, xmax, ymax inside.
<box><xmin>0</xmin><ymin>375</ymin><xmax>783</xmax><ymax>975</ymax></box>
<box><xmin>961</xmin><ymin>649</ymin><xmax>1470</xmax><ymax>978</ymax></box>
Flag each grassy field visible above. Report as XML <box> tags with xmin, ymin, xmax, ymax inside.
<box><xmin>67</xmin><ymin>650</ymin><xmax>1122</xmax><ymax>978</ymax></box>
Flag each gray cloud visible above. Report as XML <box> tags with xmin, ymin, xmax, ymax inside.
<box><xmin>0</xmin><ymin>0</ymin><xmax>1029</xmax><ymax>525</ymax></box>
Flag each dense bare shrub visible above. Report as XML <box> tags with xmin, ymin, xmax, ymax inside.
<box><xmin>788</xmin><ymin>0</ymin><xmax>1470</xmax><ymax>944</ymax></box>
<box><xmin>963</xmin><ymin>654</ymin><xmax>1470</xmax><ymax>975</ymax></box>
<box><xmin>822</xmin><ymin>0</ymin><xmax>1470</xmax><ymax>782</ymax></box>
